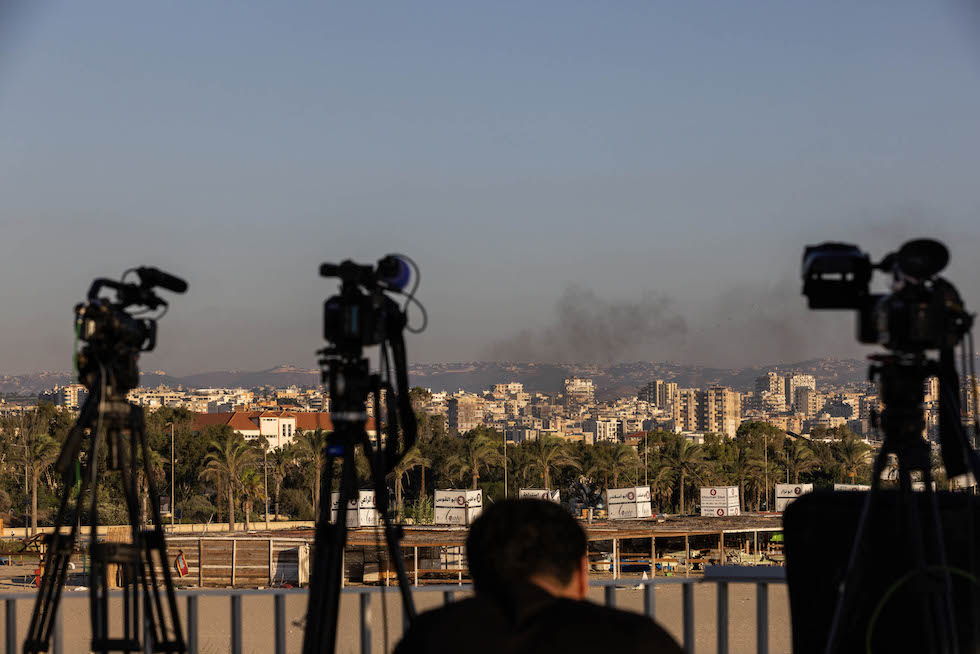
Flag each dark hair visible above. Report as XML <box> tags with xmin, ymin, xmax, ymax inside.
<box><xmin>465</xmin><ymin>499</ymin><xmax>587</xmax><ymax>593</ymax></box>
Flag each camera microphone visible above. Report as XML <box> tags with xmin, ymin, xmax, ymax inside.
<box><xmin>377</xmin><ymin>255</ymin><xmax>411</xmax><ymax>292</ymax></box>
<box><xmin>137</xmin><ymin>267</ymin><xmax>188</xmax><ymax>294</ymax></box>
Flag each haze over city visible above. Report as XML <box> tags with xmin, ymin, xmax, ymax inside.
<box><xmin>2</xmin><ymin>1</ymin><xmax>980</xmax><ymax>375</ymax></box>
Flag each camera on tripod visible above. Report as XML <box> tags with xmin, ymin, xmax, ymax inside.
<box><xmin>802</xmin><ymin>238</ymin><xmax>972</xmax><ymax>351</ymax></box>
<box><xmin>790</xmin><ymin>238</ymin><xmax>980</xmax><ymax>654</ymax></box>
<box><xmin>304</xmin><ymin>254</ymin><xmax>422</xmax><ymax>654</ymax></box>
<box><xmin>75</xmin><ymin>267</ymin><xmax>188</xmax><ymax>392</ymax></box>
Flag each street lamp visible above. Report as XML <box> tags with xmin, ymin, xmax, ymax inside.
<box><xmin>165</xmin><ymin>422</ymin><xmax>175</xmax><ymax>527</ymax></box>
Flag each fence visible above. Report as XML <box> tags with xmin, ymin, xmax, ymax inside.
<box><xmin>0</xmin><ymin>566</ymin><xmax>786</xmax><ymax>654</ymax></box>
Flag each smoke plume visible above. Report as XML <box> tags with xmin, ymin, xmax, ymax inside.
<box><xmin>486</xmin><ymin>285</ymin><xmax>687</xmax><ymax>363</ymax></box>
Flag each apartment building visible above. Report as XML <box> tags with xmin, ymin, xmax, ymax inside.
<box><xmin>701</xmin><ymin>386</ymin><xmax>741</xmax><ymax>438</ymax></box>
<box><xmin>563</xmin><ymin>378</ymin><xmax>596</xmax><ymax>407</ymax></box>
<box><xmin>673</xmin><ymin>388</ymin><xmax>700</xmax><ymax>432</ymax></box>
<box><xmin>447</xmin><ymin>394</ymin><xmax>484</xmax><ymax>436</ymax></box>
<box><xmin>637</xmin><ymin>380</ymin><xmax>678</xmax><ymax>409</ymax></box>
<box><xmin>785</xmin><ymin>374</ymin><xmax>815</xmax><ymax>410</ymax></box>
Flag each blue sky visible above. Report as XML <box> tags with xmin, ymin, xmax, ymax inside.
<box><xmin>2</xmin><ymin>1</ymin><xmax>979</xmax><ymax>374</ymax></box>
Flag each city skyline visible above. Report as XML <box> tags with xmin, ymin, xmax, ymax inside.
<box><xmin>3</xmin><ymin>2</ymin><xmax>980</xmax><ymax>374</ymax></box>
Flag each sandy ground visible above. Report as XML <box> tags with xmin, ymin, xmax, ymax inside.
<box><xmin>0</xmin><ymin>563</ymin><xmax>791</xmax><ymax>654</ymax></box>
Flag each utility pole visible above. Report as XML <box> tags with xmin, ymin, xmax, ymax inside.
<box><xmin>264</xmin><ymin>442</ymin><xmax>270</xmax><ymax>530</ymax></box>
<box><xmin>764</xmin><ymin>431</ymin><xmax>768</xmax><ymax>512</ymax></box>
<box><xmin>503</xmin><ymin>431</ymin><xmax>508</xmax><ymax>498</ymax></box>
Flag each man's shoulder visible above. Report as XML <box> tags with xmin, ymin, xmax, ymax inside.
<box><xmin>540</xmin><ymin>599</ymin><xmax>683</xmax><ymax>653</ymax></box>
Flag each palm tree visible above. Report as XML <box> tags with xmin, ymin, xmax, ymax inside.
<box><xmin>202</xmin><ymin>430</ymin><xmax>256</xmax><ymax>532</ymax></box>
<box><xmin>295</xmin><ymin>429</ymin><xmax>329</xmax><ymax>517</ymax></box>
<box><xmin>834</xmin><ymin>436</ymin><xmax>871</xmax><ymax>484</ymax></box>
<box><xmin>239</xmin><ymin>468</ymin><xmax>264</xmax><ymax>531</ymax></box>
<box><xmin>270</xmin><ymin>445</ymin><xmax>296</xmax><ymax>520</ymax></box>
<box><xmin>783</xmin><ymin>439</ymin><xmax>817</xmax><ymax>484</ymax></box>
<box><xmin>524</xmin><ymin>437</ymin><xmax>580</xmax><ymax>490</ymax></box>
<box><xmin>662</xmin><ymin>438</ymin><xmax>706</xmax><ymax>514</ymax></box>
<box><xmin>450</xmin><ymin>435</ymin><xmax>501</xmax><ymax>489</ymax></box>
<box><xmin>725</xmin><ymin>448</ymin><xmax>753</xmax><ymax>513</ymax></box>
<box><xmin>389</xmin><ymin>447</ymin><xmax>430</xmax><ymax>514</ymax></box>
<box><xmin>606</xmin><ymin>444</ymin><xmax>639</xmax><ymax>488</ymax></box>
<box><xmin>648</xmin><ymin>462</ymin><xmax>673</xmax><ymax>512</ymax></box>
<box><xmin>16</xmin><ymin>429</ymin><xmax>58</xmax><ymax>535</ymax></box>
<box><xmin>576</xmin><ymin>444</ymin><xmax>613</xmax><ymax>489</ymax></box>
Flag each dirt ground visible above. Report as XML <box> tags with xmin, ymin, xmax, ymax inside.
<box><xmin>0</xmin><ymin>562</ymin><xmax>791</xmax><ymax>654</ymax></box>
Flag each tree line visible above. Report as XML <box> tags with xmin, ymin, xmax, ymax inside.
<box><xmin>0</xmin><ymin>391</ymin><xmax>908</xmax><ymax>533</ymax></box>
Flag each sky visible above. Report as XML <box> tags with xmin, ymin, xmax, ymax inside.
<box><xmin>1</xmin><ymin>1</ymin><xmax>980</xmax><ymax>375</ymax></box>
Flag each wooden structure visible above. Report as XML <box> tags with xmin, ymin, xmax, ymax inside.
<box><xmin>164</xmin><ymin>537</ymin><xmax>309</xmax><ymax>588</ymax></box>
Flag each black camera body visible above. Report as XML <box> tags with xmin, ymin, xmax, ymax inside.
<box><xmin>75</xmin><ymin>267</ymin><xmax>187</xmax><ymax>393</ymax></box>
<box><xmin>802</xmin><ymin>239</ymin><xmax>971</xmax><ymax>352</ymax></box>
<box><xmin>320</xmin><ymin>256</ymin><xmax>409</xmax><ymax>352</ymax></box>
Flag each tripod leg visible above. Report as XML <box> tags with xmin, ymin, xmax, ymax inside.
<box><xmin>361</xmin><ymin>431</ymin><xmax>416</xmax><ymax>623</ymax></box>
<box><xmin>23</xmin><ymin>443</ymin><xmax>92</xmax><ymax>654</ymax></box>
<box><xmin>131</xmin><ymin>407</ymin><xmax>185</xmax><ymax>653</ymax></box>
<box><xmin>823</xmin><ymin>446</ymin><xmax>891</xmax><ymax>654</ymax></box>
<box><xmin>302</xmin><ymin>445</ymin><xmax>353</xmax><ymax>654</ymax></box>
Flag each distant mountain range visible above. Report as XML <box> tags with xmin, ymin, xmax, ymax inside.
<box><xmin>406</xmin><ymin>359</ymin><xmax>874</xmax><ymax>399</ymax></box>
<box><xmin>1</xmin><ymin>358</ymin><xmax>887</xmax><ymax>398</ymax></box>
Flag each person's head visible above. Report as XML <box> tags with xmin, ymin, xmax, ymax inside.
<box><xmin>465</xmin><ymin>499</ymin><xmax>589</xmax><ymax>600</ymax></box>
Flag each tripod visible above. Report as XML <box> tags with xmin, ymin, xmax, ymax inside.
<box><xmin>24</xmin><ymin>368</ymin><xmax>185</xmax><ymax>654</ymax></box>
<box><xmin>24</xmin><ymin>268</ymin><xmax>187</xmax><ymax>654</ymax></box>
<box><xmin>823</xmin><ymin>354</ymin><xmax>970</xmax><ymax>654</ymax></box>
<box><xmin>301</xmin><ymin>350</ymin><xmax>417</xmax><ymax>654</ymax></box>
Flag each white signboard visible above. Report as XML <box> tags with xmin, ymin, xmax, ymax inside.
<box><xmin>434</xmin><ymin>489</ymin><xmax>483</xmax><ymax>509</ymax></box>
<box><xmin>330</xmin><ymin>491</ymin><xmax>379</xmax><ymax>527</ymax></box>
<box><xmin>775</xmin><ymin>484</ymin><xmax>813</xmax><ymax>498</ymax></box>
<box><xmin>834</xmin><ymin>484</ymin><xmax>871</xmax><ymax>491</ymax></box>
<box><xmin>434</xmin><ymin>490</ymin><xmax>483</xmax><ymax>525</ymax></box>
<box><xmin>700</xmin><ymin>486</ymin><xmax>740</xmax><ymax>517</ymax></box>
<box><xmin>519</xmin><ymin>489</ymin><xmax>561</xmax><ymax>503</ymax></box>
<box><xmin>604</xmin><ymin>486</ymin><xmax>652</xmax><ymax>520</ymax></box>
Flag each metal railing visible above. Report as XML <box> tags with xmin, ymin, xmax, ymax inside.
<box><xmin>1</xmin><ymin>566</ymin><xmax>786</xmax><ymax>654</ymax></box>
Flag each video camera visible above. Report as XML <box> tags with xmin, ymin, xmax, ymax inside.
<box><xmin>74</xmin><ymin>267</ymin><xmax>187</xmax><ymax>392</ymax></box>
<box><xmin>319</xmin><ymin>255</ymin><xmax>413</xmax><ymax>351</ymax></box>
<box><xmin>802</xmin><ymin>238</ymin><xmax>972</xmax><ymax>351</ymax></box>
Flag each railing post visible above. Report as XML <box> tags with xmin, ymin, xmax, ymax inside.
<box><xmin>52</xmin><ymin>609</ymin><xmax>63</xmax><ymax>654</ymax></box>
<box><xmin>643</xmin><ymin>580</ymin><xmax>655</xmax><ymax>618</ymax></box>
<box><xmin>187</xmin><ymin>595</ymin><xmax>199</xmax><ymax>654</ymax></box>
<box><xmin>359</xmin><ymin>592</ymin><xmax>371</xmax><ymax>654</ymax></box>
<box><xmin>756</xmin><ymin>582</ymin><xmax>769</xmax><ymax>654</ymax></box>
<box><xmin>604</xmin><ymin>585</ymin><xmax>616</xmax><ymax>608</ymax></box>
<box><xmin>717</xmin><ymin>581</ymin><xmax>729</xmax><ymax>654</ymax></box>
<box><xmin>682</xmin><ymin>582</ymin><xmax>694</xmax><ymax>654</ymax></box>
<box><xmin>231</xmin><ymin>594</ymin><xmax>243</xmax><ymax>654</ymax></box>
<box><xmin>143</xmin><ymin>593</ymin><xmax>153</xmax><ymax>654</ymax></box>
<box><xmin>274</xmin><ymin>594</ymin><xmax>286</xmax><ymax>654</ymax></box>
<box><xmin>6</xmin><ymin>599</ymin><xmax>16</xmax><ymax>654</ymax></box>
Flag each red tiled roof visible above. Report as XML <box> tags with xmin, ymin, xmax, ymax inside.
<box><xmin>192</xmin><ymin>411</ymin><xmax>379</xmax><ymax>434</ymax></box>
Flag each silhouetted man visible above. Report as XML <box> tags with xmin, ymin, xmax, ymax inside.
<box><xmin>395</xmin><ymin>499</ymin><xmax>682</xmax><ymax>654</ymax></box>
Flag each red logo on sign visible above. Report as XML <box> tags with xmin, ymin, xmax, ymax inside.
<box><xmin>794</xmin><ymin>487</ymin><xmax>802</xmax><ymax>495</ymax></box>
<box><xmin>457</xmin><ymin>497</ymin><xmax>465</xmax><ymax>505</ymax></box>
<box><xmin>710</xmin><ymin>489</ymin><xmax>717</xmax><ymax>496</ymax></box>
<box><xmin>717</xmin><ymin>508</ymin><xmax>724</xmax><ymax>516</ymax></box>
<box><xmin>627</xmin><ymin>491</ymin><xmax>635</xmax><ymax>501</ymax></box>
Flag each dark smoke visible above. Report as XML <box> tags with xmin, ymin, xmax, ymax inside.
<box><xmin>486</xmin><ymin>285</ymin><xmax>687</xmax><ymax>363</ymax></box>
